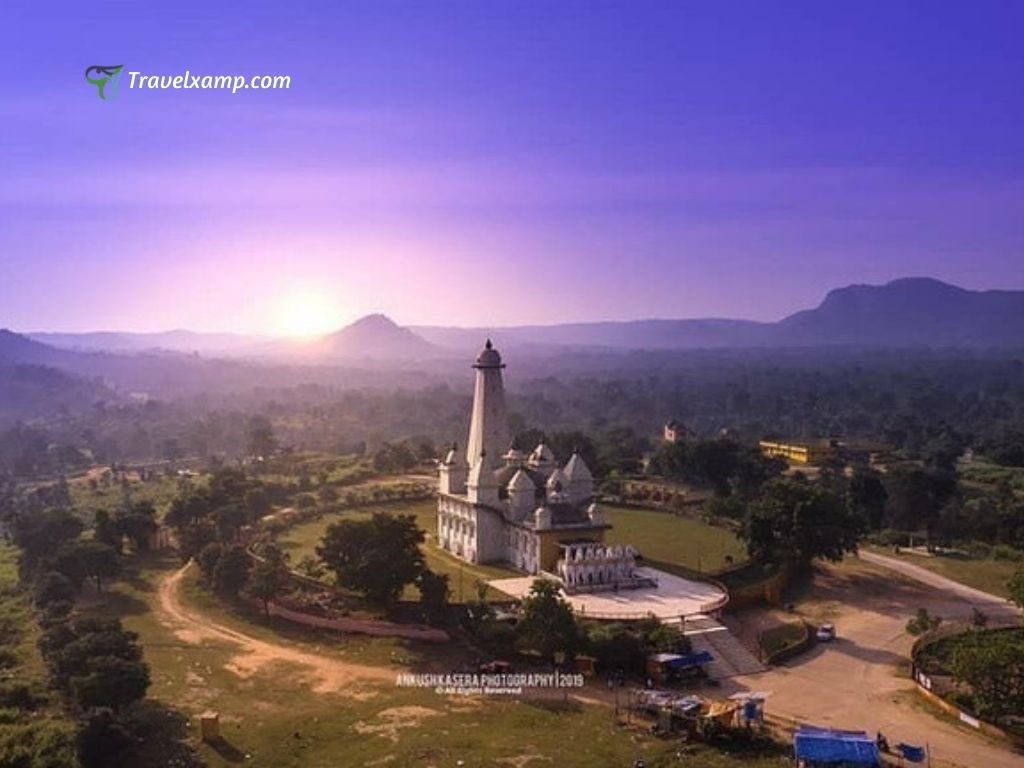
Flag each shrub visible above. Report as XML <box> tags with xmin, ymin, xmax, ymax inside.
<box><xmin>0</xmin><ymin>682</ymin><xmax>38</xmax><ymax>709</ymax></box>
<box><xmin>907</xmin><ymin>607</ymin><xmax>943</xmax><ymax>636</ymax></box>
<box><xmin>992</xmin><ymin>545</ymin><xmax>1023</xmax><ymax>563</ymax></box>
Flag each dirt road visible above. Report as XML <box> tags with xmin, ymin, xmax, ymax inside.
<box><xmin>721</xmin><ymin>557</ymin><xmax>1023</xmax><ymax>767</ymax></box>
<box><xmin>860</xmin><ymin>549</ymin><xmax>1020</xmax><ymax>610</ymax></box>
<box><xmin>158</xmin><ymin>564</ymin><xmax>393</xmax><ymax>695</ymax></box>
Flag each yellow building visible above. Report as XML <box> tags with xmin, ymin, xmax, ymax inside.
<box><xmin>759</xmin><ymin>440</ymin><xmax>835</xmax><ymax>465</ymax></box>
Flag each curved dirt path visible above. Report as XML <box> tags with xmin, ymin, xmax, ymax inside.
<box><xmin>860</xmin><ymin>550</ymin><xmax>1021</xmax><ymax>616</ymax></box>
<box><xmin>158</xmin><ymin>563</ymin><xmax>393</xmax><ymax>695</ymax></box>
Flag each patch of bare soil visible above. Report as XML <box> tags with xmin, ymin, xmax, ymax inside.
<box><xmin>158</xmin><ymin>564</ymin><xmax>392</xmax><ymax>697</ymax></box>
<box><xmin>353</xmin><ymin>705</ymin><xmax>442</xmax><ymax>741</ymax></box>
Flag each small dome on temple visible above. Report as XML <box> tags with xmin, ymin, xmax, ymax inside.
<box><xmin>529</xmin><ymin>442</ymin><xmax>555</xmax><ymax>466</ymax></box>
<box><xmin>474</xmin><ymin>338</ymin><xmax>503</xmax><ymax>368</ymax></box>
<box><xmin>587</xmin><ymin>502</ymin><xmax>603</xmax><ymax>524</ymax></box>
<box><xmin>563</xmin><ymin>451</ymin><xmax>593</xmax><ymax>483</ymax></box>
<box><xmin>508</xmin><ymin>468</ymin><xmax>535</xmax><ymax>492</ymax></box>
<box><xmin>534</xmin><ymin>505</ymin><xmax>552</xmax><ymax>529</ymax></box>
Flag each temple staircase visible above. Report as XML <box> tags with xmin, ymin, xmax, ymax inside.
<box><xmin>679</xmin><ymin>614</ymin><xmax>767</xmax><ymax>680</ymax></box>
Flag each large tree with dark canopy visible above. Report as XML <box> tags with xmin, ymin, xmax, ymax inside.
<box><xmin>740</xmin><ymin>478</ymin><xmax>863</xmax><ymax>567</ymax></box>
<box><xmin>317</xmin><ymin>513</ymin><xmax>425</xmax><ymax>603</ymax></box>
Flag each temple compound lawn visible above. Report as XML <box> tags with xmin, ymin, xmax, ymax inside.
<box><xmin>278</xmin><ymin>500</ymin><xmax>747</xmax><ymax>603</ymax></box>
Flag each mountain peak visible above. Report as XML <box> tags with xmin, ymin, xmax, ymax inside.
<box><xmin>348</xmin><ymin>313</ymin><xmax>400</xmax><ymax>330</ymax></box>
<box><xmin>317</xmin><ymin>314</ymin><xmax>438</xmax><ymax>360</ymax></box>
<box><xmin>779</xmin><ymin>277</ymin><xmax>1024</xmax><ymax>346</ymax></box>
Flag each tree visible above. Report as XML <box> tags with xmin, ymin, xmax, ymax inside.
<box><xmin>740</xmin><ymin>479</ymin><xmax>862</xmax><ymax>567</ymax></box>
<box><xmin>115</xmin><ymin>501</ymin><xmax>158</xmax><ymax>552</ymax></box>
<box><xmin>71</xmin><ymin>656</ymin><xmax>150</xmax><ymax>710</ymax></box>
<box><xmin>78</xmin><ymin>708</ymin><xmax>135</xmax><ymax>768</ymax></box>
<box><xmin>197</xmin><ymin>542</ymin><xmax>224</xmax><ymax>586</ymax></box>
<box><xmin>884</xmin><ymin>466</ymin><xmax>957</xmax><ymax>540</ymax></box>
<box><xmin>93</xmin><ymin>509</ymin><xmax>122</xmax><ymax>553</ymax></box>
<box><xmin>212</xmin><ymin>504</ymin><xmax>248</xmax><ymax>542</ymax></box>
<box><xmin>52</xmin><ymin>540</ymin><xmax>121</xmax><ymax>593</ymax></box>
<box><xmin>847</xmin><ymin>466</ymin><xmax>888</xmax><ymax>530</ymax></box>
<box><xmin>316</xmin><ymin>513</ymin><xmax>425</xmax><ymax>603</ymax></box>
<box><xmin>213</xmin><ymin>545</ymin><xmax>251</xmax><ymax>598</ymax></box>
<box><xmin>53</xmin><ymin>628</ymin><xmax>144</xmax><ymax>684</ymax></box>
<box><xmin>1008</xmin><ymin>569</ymin><xmax>1024</xmax><ymax>610</ymax></box>
<box><xmin>950</xmin><ymin>630</ymin><xmax>1024</xmax><ymax>720</ymax></box>
<box><xmin>178</xmin><ymin>522</ymin><xmax>217</xmax><ymax>563</ymax></box>
<box><xmin>416</xmin><ymin>570</ymin><xmax>450</xmax><ymax>625</ymax></box>
<box><xmin>249</xmin><ymin>544</ymin><xmax>289</xmax><ymax>616</ymax></box>
<box><xmin>516</xmin><ymin>579</ymin><xmax>579</xmax><ymax>664</ymax></box>
<box><xmin>34</xmin><ymin>571</ymin><xmax>77</xmax><ymax>607</ymax></box>
<box><xmin>12</xmin><ymin>507</ymin><xmax>83</xmax><ymax>568</ymax></box>
<box><xmin>585</xmin><ymin>623</ymin><xmax>643</xmax><ymax>673</ymax></box>
<box><xmin>247</xmin><ymin>415</ymin><xmax>278</xmax><ymax>458</ymax></box>
<box><xmin>77</xmin><ymin>541</ymin><xmax>122</xmax><ymax>593</ymax></box>
<box><xmin>244</xmin><ymin>487</ymin><xmax>272</xmax><ymax>522</ymax></box>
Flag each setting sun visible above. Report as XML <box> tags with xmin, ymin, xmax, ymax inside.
<box><xmin>272</xmin><ymin>289</ymin><xmax>343</xmax><ymax>338</ymax></box>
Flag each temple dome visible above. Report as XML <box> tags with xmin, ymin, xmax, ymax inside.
<box><xmin>529</xmin><ymin>442</ymin><xmax>555</xmax><ymax>466</ymax></box>
<box><xmin>507</xmin><ymin>468</ymin><xmax>535</xmax><ymax>493</ymax></box>
<box><xmin>474</xmin><ymin>339</ymin><xmax>503</xmax><ymax>369</ymax></box>
<box><xmin>563</xmin><ymin>451</ymin><xmax>593</xmax><ymax>484</ymax></box>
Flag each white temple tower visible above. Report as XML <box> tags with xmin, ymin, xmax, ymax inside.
<box><xmin>465</xmin><ymin>339</ymin><xmax>508</xmax><ymax>472</ymax></box>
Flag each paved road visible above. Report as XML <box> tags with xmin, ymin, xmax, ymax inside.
<box><xmin>721</xmin><ymin>556</ymin><xmax>1024</xmax><ymax>768</ymax></box>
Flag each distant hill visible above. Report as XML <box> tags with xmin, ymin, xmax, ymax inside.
<box><xmin>11</xmin><ymin>279</ymin><xmax>1024</xmax><ymax>375</ymax></box>
<box><xmin>775</xmin><ymin>278</ymin><xmax>1024</xmax><ymax>346</ymax></box>
<box><xmin>29</xmin><ymin>329</ymin><xmax>267</xmax><ymax>355</ymax></box>
<box><xmin>0</xmin><ymin>364</ymin><xmax>118</xmax><ymax>421</ymax></box>
<box><xmin>415</xmin><ymin>278</ymin><xmax>1024</xmax><ymax>351</ymax></box>
<box><xmin>313</xmin><ymin>314</ymin><xmax>443</xmax><ymax>360</ymax></box>
<box><xmin>413</xmin><ymin>318</ymin><xmax>770</xmax><ymax>352</ymax></box>
<box><xmin>0</xmin><ymin>329</ymin><xmax>68</xmax><ymax>365</ymax></box>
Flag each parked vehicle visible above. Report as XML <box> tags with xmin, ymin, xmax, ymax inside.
<box><xmin>816</xmin><ymin>623</ymin><xmax>836</xmax><ymax>642</ymax></box>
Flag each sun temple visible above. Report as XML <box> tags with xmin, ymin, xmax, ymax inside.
<box><xmin>437</xmin><ymin>340</ymin><xmax>653</xmax><ymax>593</ymax></box>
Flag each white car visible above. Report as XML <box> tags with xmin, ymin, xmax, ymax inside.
<box><xmin>816</xmin><ymin>623</ymin><xmax>836</xmax><ymax>642</ymax></box>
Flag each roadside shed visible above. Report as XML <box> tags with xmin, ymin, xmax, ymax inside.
<box><xmin>794</xmin><ymin>725</ymin><xmax>881</xmax><ymax>767</ymax></box>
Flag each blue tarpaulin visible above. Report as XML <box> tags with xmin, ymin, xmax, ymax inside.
<box><xmin>897</xmin><ymin>743</ymin><xmax>926</xmax><ymax>763</ymax></box>
<box><xmin>665</xmin><ymin>651</ymin><xmax>714</xmax><ymax>669</ymax></box>
<box><xmin>794</xmin><ymin>725</ymin><xmax>882</xmax><ymax>766</ymax></box>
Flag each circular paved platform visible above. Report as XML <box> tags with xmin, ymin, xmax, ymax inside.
<box><xmin>488</xmin><ymin>566</ymin><xmax>727</xmax><ymax>620</ymax></box>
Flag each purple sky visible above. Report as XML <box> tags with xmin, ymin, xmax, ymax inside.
<box><xmin>2</xmin><ymin>1</ymin><xmax>1023</xmax><ymax>333</ymax></box>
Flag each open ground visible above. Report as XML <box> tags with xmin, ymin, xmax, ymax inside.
<box><xmin>722</xmin><ymin>554</ymin><xmax>1024</xmax><ymax>768</ymax></box>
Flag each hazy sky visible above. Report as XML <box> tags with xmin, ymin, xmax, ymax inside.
<box><xmin>2</xmin><ymin>1</ymin><xmax>1022</xmax><ymax>334</ymax></box>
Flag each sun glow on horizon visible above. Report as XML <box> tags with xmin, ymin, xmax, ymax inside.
<box><xmin>272</xmin><ymin>289</ymin><xmax>345</xmax><ymax>338</ymax></box>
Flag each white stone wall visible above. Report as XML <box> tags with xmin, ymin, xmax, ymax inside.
<box><xmin>437</xmin><ymin>494</ymin><xmax>509</xmax><ymax>565</ymax></box>
<box><xmin>504</xmin><ymin>527</ymin><xmax>540</xmax><ymax>574</ymax></box>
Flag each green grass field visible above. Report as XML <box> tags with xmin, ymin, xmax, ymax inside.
<box><xmin>86</xmin><ymin>554</ymin><xmax>790</xmax><ymax>768</ymax></box>
<box><xmin>67</xmin><ymin>469</ymin><xmax>186</xmax><ymax>522</ymax></box>
<box><xmin>604</xmin><ymin>505</ymin><xmax>747</xmax><ymax>575</ymax></box>
<box><xmin>278</xmin><ymin>499</ymin><xmax>519</xmax><ymax>602</ymax></box>
<box><xmin>0</xmin><ymin>545</ymin><xmax>80</xmax><ymax>766</ymax></box>
<box><xmin>278</xmin><ymin>500</ymin><xmax>748</xmax><ymax>603</ymax></box>
<box><xmin>867</xmin><ymin>546</ymin><xmax>1018</xmax><ymax>598</ymax></box>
